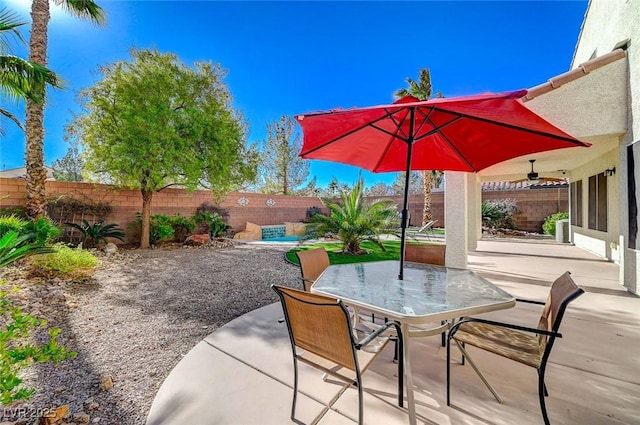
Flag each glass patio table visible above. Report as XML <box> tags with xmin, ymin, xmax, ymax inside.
<box><xmin>311</xmin><ymin>260</ymin><xmax>515</xmax><ymax>425</ymax></box>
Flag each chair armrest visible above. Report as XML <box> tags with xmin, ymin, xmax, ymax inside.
<box><xmin>450</xmin><ymin>317</ymin><xmax>562</xmax><ymax>338</ymax></box>
<box><xmin>516</xmin><ymin>298</ymin><xmax>545</xmax><ymax>305</ymax></box>
<box><xmin>355</xmin><ymin>321</ymin><xmax>401</xmax><ymax>349</ymax></box>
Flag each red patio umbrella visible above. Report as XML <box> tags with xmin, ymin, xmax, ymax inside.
<box><xmin>295</xmin><ymin>90</ymin><xmax>590</xmax><ymax>279</ymax></box>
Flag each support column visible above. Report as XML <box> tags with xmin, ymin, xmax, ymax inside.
<box><xmin>445</xmin><ymin>171</ymin><xmax>475</xmax><ymax>268</ymax></box>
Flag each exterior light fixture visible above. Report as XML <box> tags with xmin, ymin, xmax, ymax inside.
<box><xmin>604</xmin><ymin>167</ymin><xmax>616</xmax><ymax>177</ymax></box>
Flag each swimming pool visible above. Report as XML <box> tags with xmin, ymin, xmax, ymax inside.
<box><xmin>262</xmin><ymin>235</ymin><xmax>302</xmax><ymax>242</ymax></box>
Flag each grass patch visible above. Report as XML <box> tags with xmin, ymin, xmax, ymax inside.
<box><xmin>286</xmin><ymin>240</ymin><xmax>437</xmax><ymax>265</ymax></box>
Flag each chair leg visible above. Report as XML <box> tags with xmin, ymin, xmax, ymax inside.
<box><xmin>356</xmin><ymin>372</ymin><xmax>364</xmax><ymax>425</ymax></box>
<box><xmin>539</xmin><ymin>367</ymin><xmax>551</xmax><ymax>425</ymax></box>
<box><xmin>446</xmin><ymin>332</ymin><xmax>451</xmax><ymax>406</ymax></box>
<box><xmin>461</xmin><ymin>342</ymin><xmax>465</xmax><ymax>365</ymax></box>
<box><xmin>291</xmin><ymin>357</ymin><xmax>299</xmax><ymax>422</ymax></box>
<box><xmin>454</xmin><ymin>340</ymin><xmax>503</xmax><ymax>403</ymax></box>
<box><xmin>397</xmin><ymin>329</ymin><xmax>404</xmax><ymax>408</ymax></box>
<box><xmin>441</xmin><ymin>320</ymin><xmax>446</xmax><ymax>347</ymax></box>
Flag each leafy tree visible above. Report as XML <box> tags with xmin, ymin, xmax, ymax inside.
<box><xmin>52</xmin><ymin>139</ymin><xmax>84</xmax><ymax>181</ymax></box>
<box><xmin>366</xmin><ymin>182</ymin><xmax>394</xmax><ymax>197</ymax></box>
<box><xmin>394</xmin><ymin>68</ymin><xmax>444</xmax><ymax>225</ymax></box>
<box><xmin>24</xmin><ymin>0</ymin><xmax>105</xmax><ymax>220</ymax></box>
<box><xmin>67</xmin><ymin>48</ymin><xmax>257</xmax><ymax>248</ymax></box>
<box><xmin>305</xmin><ymin>177</ymin><xmax>399</xmax><ymax>254</ymax></box>
<box><xmin>392</xmin><ymin>171</ymin><xmax>423</xmax><ymax>195</ymax></box>
<box><xmin>258</xmin><ymin>116</ymin><xmax>309</xmax><ymax>194</ymax></box>
<box><xmin>0</xmin><ymin>7</ymin><xmax>59</xmax><ymax>135</ymax></box>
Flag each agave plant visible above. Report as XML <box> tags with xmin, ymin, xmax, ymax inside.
<box><xmin>65</xmin><ymin>220</ymin><xmax>125</xmax><ymax>248</ymax></box>
<box><xmin>305</xmin><ymin>177</ymin><xmax>399</xmax><ymax>254</ymax></box>
<box><xmin>0</xmin><ymin>231</ymin><xmax>53</xmax><ymax>268</ymax></box>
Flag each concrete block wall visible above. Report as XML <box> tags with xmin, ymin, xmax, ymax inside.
<box><xmin>0</xmin><ymin>178</ymin><xmax>325</xmax><ymax>243</ymax></box>
<box><xmin>482</xmin><ymin>187</ymin><xmax>568</xmax><ymax>233</ymax></box>
<box><xmin>0</xmin><ymin>178</ymin><xmax>567</xmax><ymax>240</ymax></box>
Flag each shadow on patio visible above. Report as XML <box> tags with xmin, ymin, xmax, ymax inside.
<box><xmin>146</xmin><ymin>239</ymin><xmax>639</xmax><ymax>425</ymax></box>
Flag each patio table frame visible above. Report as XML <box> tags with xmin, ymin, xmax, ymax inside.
<box><xmin>311</xmin><ymin>260</ymin><xmax>515</xmax><ymax>425</ymax></box>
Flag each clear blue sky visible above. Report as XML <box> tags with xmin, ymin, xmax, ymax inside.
<box><xmin>1</xmin><ymin>0</ymin><xmax>588</xmax><ymax>188</ymax></box>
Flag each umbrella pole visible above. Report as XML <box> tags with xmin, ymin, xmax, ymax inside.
<box><xmin>399</xmin><ymin>108</ymin><xmax>416</xmax><ymax>280</ymax></box>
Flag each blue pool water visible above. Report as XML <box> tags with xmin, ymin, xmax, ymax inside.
<box><xmin>262</xmin><ymin>235</ymin><xmax>302</xmax><ymax>242</ymax></box>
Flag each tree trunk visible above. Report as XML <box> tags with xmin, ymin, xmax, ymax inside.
<box><xmin>140</xmin><ymin>189</ymin><xmax>153</xmax><ymax>249</ymax></box>
<box><xmin>25</xmin><ymin>0</ymin><xmax>50</xmax><ymax>220</ymax></box>
<box><xmin>422</xmin><ymin>170</ymin><xmax>433</xmax><ymax>225</ymax></box>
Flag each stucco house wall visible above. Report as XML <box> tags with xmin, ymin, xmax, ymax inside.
<box><xmin>570</xmin><ymin>0</ymin><xmax>640</xmax><ymax>293</ymax></box>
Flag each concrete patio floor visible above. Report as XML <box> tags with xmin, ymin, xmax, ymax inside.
<box><xmin>146</xmin><ymin>239</ymin><xmax>640</xmax><ymax>425</ymax></box>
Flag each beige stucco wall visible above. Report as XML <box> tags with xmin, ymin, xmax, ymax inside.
<box><xmin>569</xmin><ymin>0</ymin><xmax>639</xmax><ymax>293</ymax></box>
<box><xmin>568</xmin><ymin>147</ymin><xmax>620</xmax><ymax>262</ymax></box>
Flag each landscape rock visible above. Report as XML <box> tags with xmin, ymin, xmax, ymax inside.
<box><xmin>184</xmin><ymin>234</ymin><xmax>210</xmax><ymax>246</ymax></box>
<box><xmin>103</xmin><ymin>243</ymin><xmax>117</xmax><ymax>254</ymax></box>
<box><xmin>72</xmin><ymin>412</ymin><xmax>90</xmax><ymax>424</ymax></box>
<box><xmin>39</xmin><ymin>405</ymin><xmax>69</xmax><ymax>425</ymax></box>
<box><xmin>99</xmin><ymin>376</ymin><xmax>113</xmax><ymax>391</ymax></box>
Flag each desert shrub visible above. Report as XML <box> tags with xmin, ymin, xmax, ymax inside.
<box><xmin>304</xmin><ymin>206</ymin><xmax>325</xmax><ymax>222</ymax></box>
<box><xmin>0</xmin><ymin>215</ymin><xmax>29</xmax><ymax>238</ymax></box>
<box><xmin>0</xmin><ymin>216</ymin><xmax>60</xmax><ymax>246</ymax></box>
<box><xmin>0</xmin><ymin>232</ymin><xmax>53</xmax><ymax>268</ymax></box>
<box><xmin>481</xmin><ymin>199</ymin><xmax>518</xmax><ymax>229</ymax></box>
<box><xmin>195</xmin><ymin>203</ymin><xmax>229</xmax><ymax>223</ymax></box>
<box><xmin>168</xmin><ymin>214</ymin><xmax>195</xmax><ymax>242</ymax></box>
<box><xmin>22</xmin><ymin>217</ymin><xmax>61</xmax><ymax>245</ymax></box>
<box><xmin>64</xmin><ymin>220</ymin><xmax>125</xmax><ymax>248</ymax></box>
<box><xmin>129</xmin><ymin>213</ymin><xmax>174</xmax><ymax>245</ymax></box>
<box><xmin>0</xmin><ymin>287</ymin><xmax>76</xmax><ymax>404</ymax></box>
<box><xmin>542</xmin><ymin>212</ymin><xmax>569</xmax><ymax>235</ymax></box>
<box><xmin>194</xmin><ymin>211</ymin><xmax>231</xmax><ymax>238</ymax></box>
<box><xmin>31</xmin><ymin>244</ymin><xmax>98</xmax><ymax>280</ymax></box>
<box><xmin>0</xmin><ymin>207</ymin><xmax>26</xmax><ymax>218</ymax></box>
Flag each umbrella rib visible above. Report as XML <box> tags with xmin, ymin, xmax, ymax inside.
<box><xmin>412</xmin><ymin>107</ymin><xmax>434</xmax><ymax>138</ymax></box>
<box><xmin>416</xmin><ymin>107</ymin><xmax>584</xmax><ymax>144</ymax></box>
<box><xmin>301</xmin><ymin>109</ymin><xmax>410</xmax><ymax>157</ymax></box>
<box><xmin>436</xmin><ymin>128</ymin><xmax>478</xmax><ymax>172</ymax></box>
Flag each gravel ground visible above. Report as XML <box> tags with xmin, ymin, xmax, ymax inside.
<box><xmin>0</xmin><ymin>243</ymin><xmax>300</xmax><ymax>425</ymax></box>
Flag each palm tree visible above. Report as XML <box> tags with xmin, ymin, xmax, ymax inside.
<box><xmin>394</xmin><ymin>68</ymin><xmax>444</xmax><ymax>226</ymax></box>
<box><xmin>24</xmin><ymin>0</ymin><xmax>105</xmax><ymax>219</ymax></box>
<box><xmin>0</xmin><ymin>7</ymin><xmax>59</xmax><ymax>135</ymax></box>
<box><xmin>306</xmin><ymin>176</ymin><xmax>399</xmax><ymax>254</ymax></box>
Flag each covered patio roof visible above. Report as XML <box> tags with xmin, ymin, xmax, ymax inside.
<box><xmin>479</xmin><ymin>49</ymin><xmax>627</xmax><ymax>182</ymax></box>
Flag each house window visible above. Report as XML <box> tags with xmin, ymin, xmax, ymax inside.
<box><xmin>570</xmin><ymin>180</ymin><xmax>583</xmax><ymax>227</ymax></box>
<box><xmin>588</xmin><ymin>172</ymin><xmax>607</xmax><ymax>232</ymax></box>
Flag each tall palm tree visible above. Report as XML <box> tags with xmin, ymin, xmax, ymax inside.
<box><xmin>394</xmin><ymin>68</ymin><xmax>444</xmax><ymax>226</ymax></box>
<box><xmin>24</xmin><ymin>0</ymin><xmax>105</xmax><ymax>219</ymax></box>
<box><xmin>0</xmin><ymin>7</ymin><xmax>59</xmax><ymax>135</ymax></box>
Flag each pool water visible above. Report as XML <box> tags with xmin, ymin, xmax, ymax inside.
<box><xmin>262</xmin><ymin>235</ymin><xmax>302</xmax><ymax>242</ymax></box>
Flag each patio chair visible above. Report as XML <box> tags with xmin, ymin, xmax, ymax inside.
<box><xmin>416</xmin><ymin>220</ymin><xmax>438</xmax><ymax>240</ymax></box>
<box><xmin>404</xmin><ymin>243</ymin><xmax>448</xmax><ymax>347</ymax></box>
<box><xmin>295</xmin><ymin>247</ymin><xmax>330</xmax><ymax>291</ymax></box>
<box><xmin>446</xmin><ymin>271</ymin><xmax>584</xmax><ymax>425</ymax></box>
<box><xmin>272</xmin><ymin>285</ymin><xmax>404</xmax><ymax>425</ymax></box>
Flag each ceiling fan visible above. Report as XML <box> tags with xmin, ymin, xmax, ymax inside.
<box><xmin>511</xmin><ymin>159</ymin><xmax>566</xmax><ymax>184</ymax></box>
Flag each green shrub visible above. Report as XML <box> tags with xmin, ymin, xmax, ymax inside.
<box><xmin>31</xmin><ymin>244</ymin><xmax>98</xmax><ymax>280</ymax></box>
<box><xmin>129</xmin><ymin>213</ymin><xmax>175</xmax><ymax>245</ymax></box>
<box><xmin>542</xmin><ymin>212</ymin><xmax>569</xmax><ymax>235</ymax></box>
<box><xmin>304</xmin><ymin>206</ymin><xmax>325</xmax><ymax>222</ymax></box>
<box><xmin>0</xmin><ymin>215</ymin><xmax>29</xmax><ymax>238</ymax></box>
<box><xmin>0</xmin><ymin>287</ymin><xmax>76</xmax><ymax>404</ymax></box>
<box><xmin>64</xmin><ymin>220</ymin><xmax>125</xmax><ymax>248</ymax></box>
<box><xmin>481</xmin><ymin>199</ymin><xmax>519</xmax><ymax>229</ymax></box>
<box><xmin>194</xmin><ymin>211</ymin><xmax>231</xmax><ymax>238</ymax></box>
<box><xmin>22</xmin><ymin>217</ymin><xmax>61</xmax><ymax>245</ymax></box>
<box><xmin>168</xmin><ymin>214</ymin><xmax>195</xmax><ymax>242</ymax></box>
<box><xmin>0</xmin><ymin>232</ymin><xmax>53</xmax><ymax>268</ymax></box>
